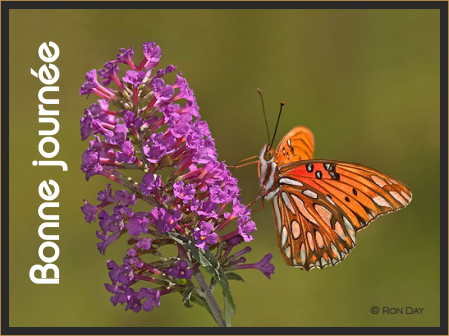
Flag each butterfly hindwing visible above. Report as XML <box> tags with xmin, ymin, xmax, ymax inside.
<box><xmin>272</xmin><ymin>160</ymin><xmax>412</xmax><ymax>270</ymax></box>
<box><xmin>272</xmin><ymin>186</ymin><xmax>355</xmax><ymax>270</ymax></box>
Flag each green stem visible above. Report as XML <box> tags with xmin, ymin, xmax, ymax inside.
<box><xmin>194</xmin><ymin>269</ymin><xmax>226</xmax><ymax>327</ymax></box>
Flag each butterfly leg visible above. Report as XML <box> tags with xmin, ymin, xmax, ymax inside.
<box><xmin>245</xmin><ymin>185</ymin><xmax>266</xmax><ymax>210</ymax></box>
<box><xmin>227</xmin><ymin>160</ymin><xmax>259</xmax><ymax>169</ymax></box>
<box><xmin>250</xmin><ymin>196</ymin><xmax>265</xmax><ymax>213</ymax></box>
<box><xmin>226</xmin><ymin>155</ymin><xmax>259</xmax><ymax>169</ymax></box>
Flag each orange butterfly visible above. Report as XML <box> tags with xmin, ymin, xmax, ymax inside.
<box><xmin>255</xmin><ymin>125</ymin><xmax>412</xmax><ymax>270</ymax></box>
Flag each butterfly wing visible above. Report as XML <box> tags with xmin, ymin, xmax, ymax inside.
<box><xmin>271</xmin><ymin>160</ymin><xmax>412</xmax><ymax>270</ymax></box>
<box><xmin>274</xmin><ymin>126</ymin><xmax>315</xmax><ymax>165</ymax></box>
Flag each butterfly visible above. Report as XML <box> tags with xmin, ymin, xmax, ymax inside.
<box><xmin>257</xmin><ymin>125</ymin><xmax>412</xmax><ymax>270</ymax></box>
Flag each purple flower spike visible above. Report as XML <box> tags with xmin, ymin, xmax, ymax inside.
<box><xmin>80</xmin><ymin>41</ymin><xmax>273</xmax><ymax>319</ymax></box>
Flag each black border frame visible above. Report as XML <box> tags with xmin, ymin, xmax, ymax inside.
<box><xmin>1</xmin><ymin>1</ymin><xmax>447</xmax><ymax>335</ymax></box>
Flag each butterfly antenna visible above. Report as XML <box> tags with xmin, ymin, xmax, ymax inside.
<box><xmin>270</xmin><ymin>101</ymin><xmax>285</xmax><ymax>148</ymax></box>
<box><xmin>257</xmin><ymin>88</ymin><xmax>271</xmax><ymax>145</ymax></box>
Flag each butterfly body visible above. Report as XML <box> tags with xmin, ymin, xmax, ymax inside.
<box><xmin>257</xmin><ymin>126</ymin><xmax>412</xmax><ymax>271</ymax></box>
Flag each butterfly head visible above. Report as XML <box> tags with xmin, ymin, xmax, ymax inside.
<box><xmin>260</xmin><ymin>144</ymin><xmax>275</xmax><ymax>163</ymax></box>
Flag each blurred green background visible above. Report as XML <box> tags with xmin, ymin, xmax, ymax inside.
<box><xmin>9</xmin><ymin>9</ymin><xmax>440</xmax><ymax>327</ymax></box>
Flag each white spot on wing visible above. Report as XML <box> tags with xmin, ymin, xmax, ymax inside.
<box><xmin>300</xmin><ymin>243</ymin><xmax>306</xmax><ymax>265</ymax></box>
<box><xmin>291</xmin><ymin>194</ymin><xmax>318</xmax><ymax>225</ymax></box>
<box><xmin>401</xmin><ymin>190</ymin><xmax>411</xmax><ymax>202</ymax></box>
<box><xmin>330</xmin><ymin>243</ymin><xmax>339</xmax><ymax>259</ymax></box>
<box><xmin>303</xmin><ymin>190</ymin><xmax>318</xmax><ymax>199</ymax></box>
<box><xmin>307</xmin><ymin>232</ymin><xmax>315</xmax><ymax>251</ymax></box>
<box><xmin>279</xmin><ymin>177</ymin><xmax>303</xmax><ymax>187</ymax></box>
<box><xmin>389</xmin><ymin>190</ymin><xmax>407</xmax><ymax>205</ymax></box>
<box><xmin>274</xmin><ymin>195</ymin><xmax>282</xmax><ymax>233</ymax></box>
<box><xmin>320</xmin><ymin>257</ymin><xmax>328</xmax><ymax>267</ymax></box>
<box><xmin>284</xmin><ymin>246</ymin><xmax>291</xmax><ymax>258</ymax></box>
<box><xmin>343</xmin><ymin>217</ymin><xmax>356</xmax><ymax>244</ymax></box>
<box><xmin>315</xmin><ymin>231</ymin><xmax>324</xmax><ymax>248</ymax></box>
<box><xmin>287</xmin><ymin>138</ymin><xmax>291</xmax><ymax>147</ymax></box>
<box><xmin>326</xmin><ymin>195</ymin><xmax>336</xmax><ymax>206</ymax></box>
<box><xmin>281</xmin><ymin>192</ymin><xmax>296</xmax><ymax>214</ymax></box>
<box><xmin>334</xmin><ymin>221</ymin><xmax>345</xmax><ymax>240</ymax></box>
<box><xmin>315</xmin><ymin>205</ymin><xmax>332</xmax><ymax>226</ymax></box>
<box><xmin>281</xmin><ymin>226</ymin><xmax>288</xmax><ymax>247</ymax></box>
<box><xmin>291</xmin><ymin>220</ymin><xmax>301</xmax><ymax>239</ymax></box>
<box><xmin>371</xmin><ymin>175</ymin><xmax>387</xmax><ymax>188</ymax></box>
<box><xmin>373</xmin><ymin>195</ymin><xmax>392</xmax><ymax>208</ymax></box>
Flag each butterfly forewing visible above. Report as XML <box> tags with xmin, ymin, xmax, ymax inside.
<box><xmin>272</xmin><ymin>160</ymin><xmax>412</xmax><ymax>270</ymax></box>
<box><xmin>274</xmin><ymin>126</ymin><xmax>315</xmax><ymax>166</ymax></box>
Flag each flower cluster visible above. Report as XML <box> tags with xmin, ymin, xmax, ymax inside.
<box><xmin>80</xmin><ymin>42</ymin><xmax>274</xmax><ymax>317</ymax></box>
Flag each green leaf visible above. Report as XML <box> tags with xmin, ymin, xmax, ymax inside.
<box><xmin>182</xmin><ymin>287</ymin><xmax>194</xmax><ymax>308</ymax></box>
<box><xmin>226</xmin><ymin>272</ymin><xmax>245</xmax><ymax>282</ymax></box>
<box><xmin>167</xmin><ymin>232</ymin><xmax>188</xmax><ymax>246</ymax></box>
<box><xmin>209</xmin><ymin>278</ymin><xmax>217</xmax><ymax>293</ymax></box>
